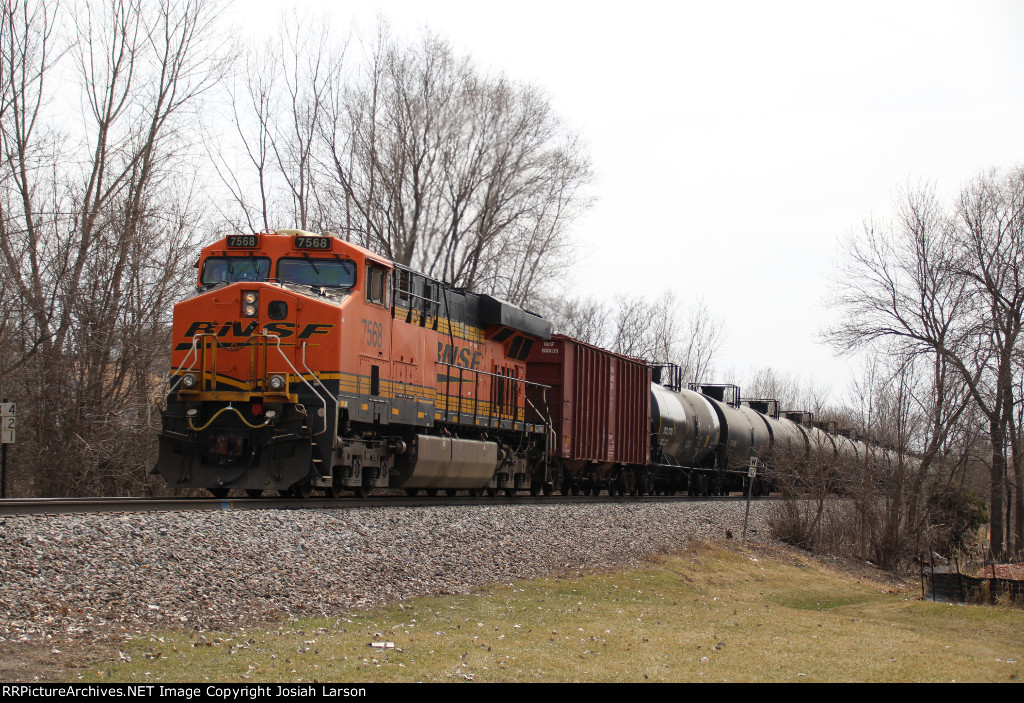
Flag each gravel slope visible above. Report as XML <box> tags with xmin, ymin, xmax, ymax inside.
<box><xmin>0</xmin><ymin>501</ymin><xmax>769</xmax><ymax>643</ymax></box>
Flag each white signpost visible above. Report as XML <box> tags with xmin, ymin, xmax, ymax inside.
<box><xmin>1</xmin><ymin>402</ymin><xmax>14</xmax><ymax>444</ymax></box>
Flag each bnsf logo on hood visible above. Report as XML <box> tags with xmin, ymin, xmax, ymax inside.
<box><xmin>181</xmin><ymin>321</ymin><xmax>334</xmax><ymax>340</ymax></box>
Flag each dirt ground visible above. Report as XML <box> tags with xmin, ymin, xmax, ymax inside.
<box><xmin>0</xmin><ymin>635</ymin><xmax>124</xmax><ymax>683</ymax></box>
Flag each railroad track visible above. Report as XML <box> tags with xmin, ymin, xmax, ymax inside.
<box><xmin>0</xmin><ymin>493</ymin><xmax>760</xmax><ymax>516</ymax></box>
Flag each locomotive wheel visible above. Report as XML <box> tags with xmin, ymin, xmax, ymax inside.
<box><xmin>209</xmin><ymin>487</ymin><xmax>229</xmax><ymax>499</ymax></box>
<box><xmin>245</xmin><ymin>489</ymin><xmax>263</xmax><ymax>498</ymax></box>
<box><xmin>324</xmin><ymin>485</ymin><xmax>344</xmax><ymax>499</ymax></box>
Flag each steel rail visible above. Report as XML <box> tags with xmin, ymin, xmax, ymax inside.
<box><xmin>0</xmin><ymin>493</ymin><xmax>762</xmax><ymax>517</ymax></box>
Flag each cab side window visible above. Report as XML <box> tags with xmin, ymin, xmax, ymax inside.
<box><xmin>365</xmin><ymin>265</ymin><xmax>389</xmax><ymax>306</ymax></box>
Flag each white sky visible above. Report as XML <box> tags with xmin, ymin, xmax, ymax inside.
<box><xmin>227</xmin><ymin>0</ymin><xmax>1024</xmax><ymax>405</ymax></box>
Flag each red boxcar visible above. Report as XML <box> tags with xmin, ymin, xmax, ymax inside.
<box><xmin>526</xmin><ymin>335</ymin><xmax>651</xmax><ymax>470</ymax></box>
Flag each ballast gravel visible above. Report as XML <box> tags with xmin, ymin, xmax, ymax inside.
<box><xmin>0</xmin><ymin>502</ymin><xmax>769</xmax><ymax>643</ymax></box>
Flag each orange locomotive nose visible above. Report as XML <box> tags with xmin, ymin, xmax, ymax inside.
<box><xmin>156</xmin><ymin>232</ymin><xmax>356</xmax><ymax>496</ymax></box>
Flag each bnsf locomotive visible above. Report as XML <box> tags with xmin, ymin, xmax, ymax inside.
<box><xmin>155</xmin><ymin>229</ymin><xmax>886</xmax><ymax>498</ymax></box>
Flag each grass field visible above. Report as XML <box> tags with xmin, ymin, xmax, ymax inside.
<box><xmin>75</xmin><ymin>542</ymin><xmax>1023</xmax><ymax>683</ymax></box>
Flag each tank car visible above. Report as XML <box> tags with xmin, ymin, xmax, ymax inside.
<box><xmin>154</xmin><ymin>229</ymin><xmax>553</xmax><ymax>498</ymax></box>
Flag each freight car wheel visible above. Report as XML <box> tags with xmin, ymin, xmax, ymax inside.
<box><xmin>487</xmin><ymin>488</ymin><xmax>497</xmax><ymax>497</ymax></box>
<box><xmin>469</xmin><ymin>488</ymin><xmax>484</xmax><ymax>497</ymax></box>
<box><xmin>405</xmin><ymin>489</ymin><xmax>419</xmax><ymax>497</ymax></box>
<box><xmin>245</xmin><ymin>489</ymin><xmax>263</xmax><ymax>498</ymax></box>
<box><xmin>445</xmin><ymin>489</ymin><xmax>459</xmax><ymax>497</ymax></box>
<box><xmin>324</xmin><ymin>486</ymin><xmax>343</xmax><ymax>499</ymax></box>
<box><xmin>209</xmin><ymin>487</ymin><xmax>229</xmax><ymax>499</ymax></box>
<box><xmin>698</xmin><ymin>475</ymin><xmax>710</xmax><ymax>496</ymax></box>
<box><xmin>426</xmin><ymin>488</ymin><xmax>439</xmax><ymax>497</ymax></box>
<box><xmin>293</xmin><ymin>483</ymin><xmax>313</xmax><ymax>500</ymax></box>
<box><xmin>356</xmin><ymin>486</ymin><xmax>374</xmax><ymax>498</ymax></box>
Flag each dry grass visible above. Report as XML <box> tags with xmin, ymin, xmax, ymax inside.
<box><xmin>72</xmin><ymin>542</ymin><xmax>1024</xmax><ymax>683</ymax></box>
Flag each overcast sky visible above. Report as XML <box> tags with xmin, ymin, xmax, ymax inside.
<box><xmin>228</xmin><ymin>0</ymin><xmax>1024</xmax><ymax>405</ymax></box>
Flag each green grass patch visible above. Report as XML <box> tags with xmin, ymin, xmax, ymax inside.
<box><xmin>74</xmin><ymin>543</ymin><xmax>1024</xmax><ymax>683</ymax></box>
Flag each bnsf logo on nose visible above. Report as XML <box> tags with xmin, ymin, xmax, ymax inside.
<box><xmin>183</xmin><ymin>321</ymin><xmax>333</xmax><ymax>339</ymax></box>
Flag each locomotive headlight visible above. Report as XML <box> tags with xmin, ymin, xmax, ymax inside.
<box><xmin>268</xmin><ymin>374</ymin><xmax>287</xmax><ymax>391</ymax></box>
<box><xmin>241</xmin><ymin>290</ymin><xmax>259</xmax><ymax>317</ymax></box>
<box><xmin>181</xmin><ymin>373</ymin><xmax>197</xmax><ymax>389</ymax></box>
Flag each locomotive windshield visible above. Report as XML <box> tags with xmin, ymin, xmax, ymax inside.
<box><xmin>200</xmin><ymin>256</ymin><xmax>271</xmax><ymax>285</ymax></box>
<box><xmin>278</xmin><ymin>258</ymin><xmax>356</xmax><ymax>288</ymax></box>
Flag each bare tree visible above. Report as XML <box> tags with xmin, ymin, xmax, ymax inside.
<box><xmin>217</xmin><ymin>23</ymin><xmax>590</xmax><ymax>308</ymax></box>
<box><xmin>0</xmin><ymin>0</ymin><xmax>226</xmax><ymax>495</ymax></box>
<box><xmin>678</xmin><ymin>297</ymin><xmax>724</xmax><ymax>385</ymax></box>
<box><xmin>541</xmin><ymin>295</ymin><xmax>610</xmax><ymax>347</ymax></box>
<box><xmin>544</xmin><ymin>290</ymin><xmax>724</xmax><ymax>383</ymax></box>
<box><xmin>743</xmin><ymin>366</ymin><xmax>831</xmax><ymax>416</ymax></box>
<box><xmin>317</xmin><ymin>28</ymin><xmax>592</xmax><ymax>306</ymax></box>
<box><xmin>212</xmin><ymin>11</ymin><xmax>342</xmax><ymax>234</ymax></box>
<box><xmin>828</xmin><ymin>175</ymin><xmax>1024</xmax><ymax>558</ymax></box>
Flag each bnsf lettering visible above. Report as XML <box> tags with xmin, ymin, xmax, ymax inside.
<box><xmin>437</xmin><ymin>342</ymin><xmax>482</xmax><ymax>370</ymax></box>
<box><xmin>218</xmin><ymin>321</ymin><xmax>259</xmax><ymax>337</ymax></box>
<box><xmin>182</xmin><ymin>321</ymin><xmax>334</xmax><ymax>340</ymax></box>
<box><xmin>297</xmin><ymin>323</ymin><xmax>334</xmax><ymax>339</ymax></box>
<box><xmin>184</xmin><ymin>321</ymin><xmax>216</xmax><ymax>336</ymax></box>
<box><xmin>263</xmin><ymin>322</ymin><xmax>295</xmax><ymax>337</ymax></box>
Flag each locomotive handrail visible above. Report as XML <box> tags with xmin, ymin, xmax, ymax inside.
<box><xmin>267</xmin><ymin>334</ymin><xmax>330</xmax><ymax>437</ymax></box>
<box><xmin>435</xmin><ymin>359</ymin><xmax>551</xmax><ymax>426</ymax></box>
<box><xmin>300</xmin><ymin>340</ymin><xmax>334</xmax><ymax>438</ymax></box>
<box><xmin>146</xmin><ymin>336</ymin><xmax>201</xmax><ymax>431</ymax></box>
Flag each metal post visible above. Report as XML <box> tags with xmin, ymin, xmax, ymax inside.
<box><xmin>1</xmin><ymin>396</ymin><xmax>6</xmax><ymax>499</ymax></box>
<box><xmin>742</xmin><ymin>458</ymin><xmax>757</xmax><ymax>541</ymax></box>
